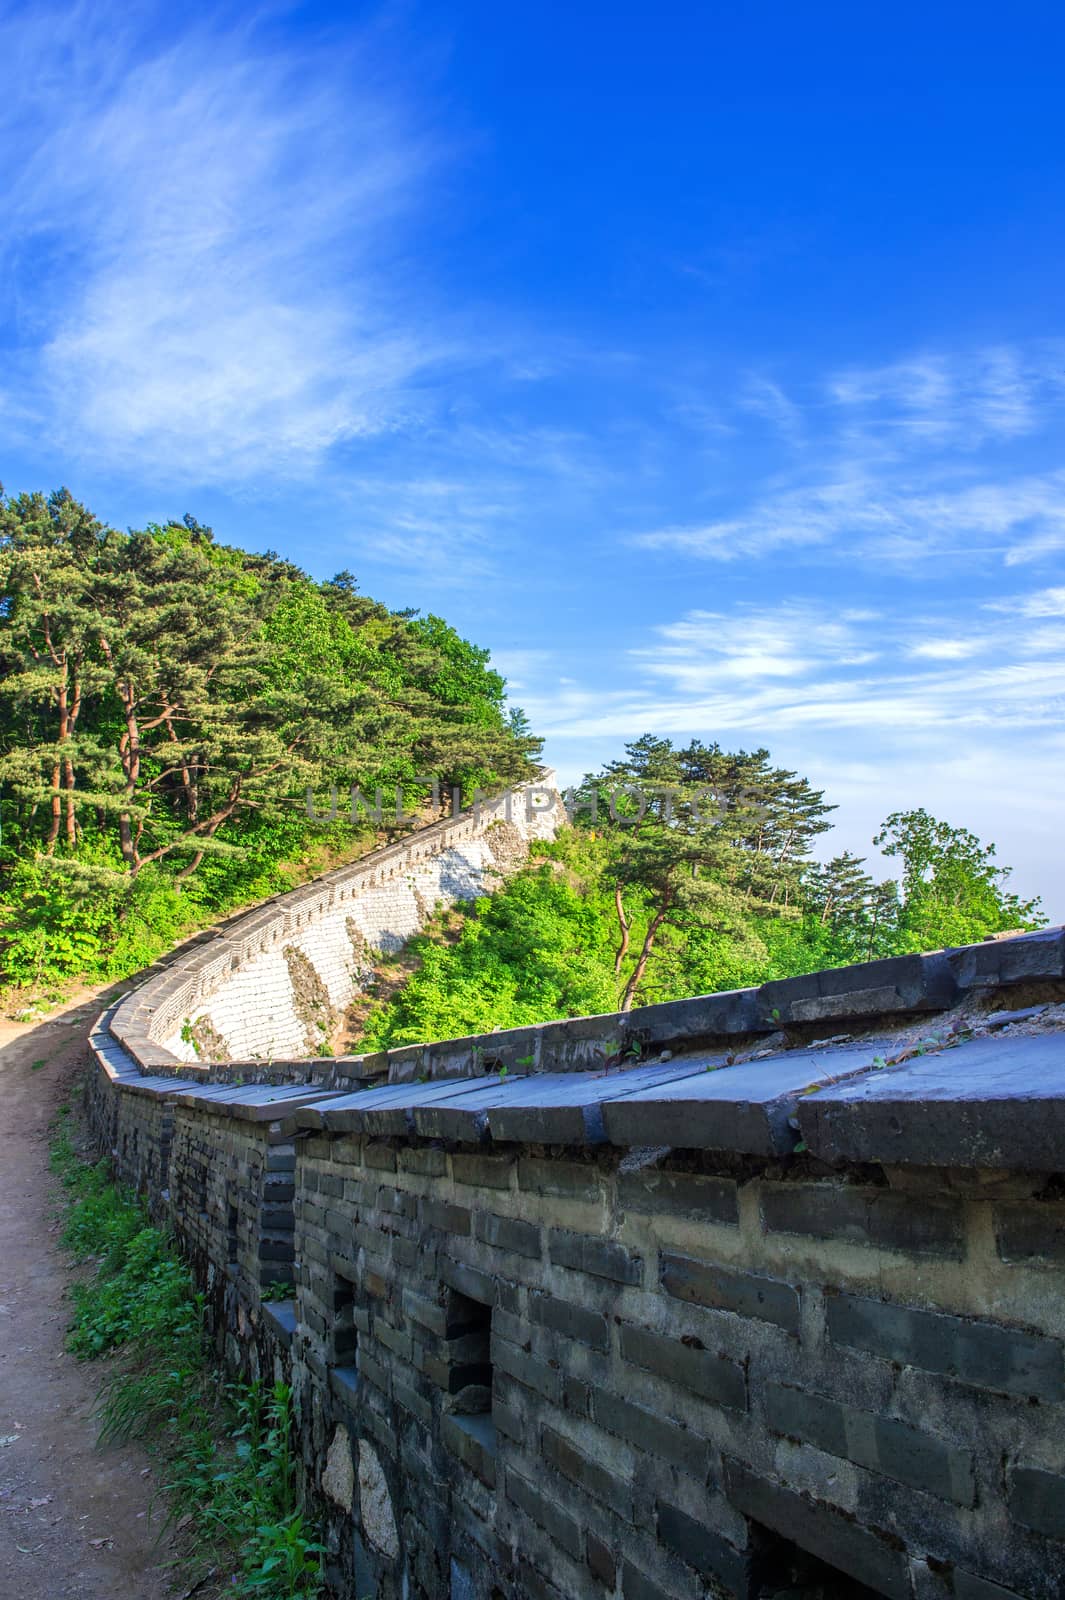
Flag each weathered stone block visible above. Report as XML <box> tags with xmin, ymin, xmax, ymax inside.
<box><xmin>660</xmin><ymin>1252</ymin><xmax>800</xmax><ymax>1334</ymax></box>
<box><xmin>425</xmin><ymin>1199</ymin><xmax>472</xmax><ymax>1235</ymax></box>
<box><xmin>826</xmin><ymin>1292</ymin><xmax>1065</xmax><ymax>1400</ymax></box>
<box><xmin>530</xmin><ymin>1292</ymin><xmax>610</xmax><ymax>1352</ymax></box>
<box><xmin>994</xmin><ymin>1202</ymin><xmax>1065</xmax><ymax>1267</ymax></box>
<box><xmin>474</xmin><ymin>1212</ymin><xmax>542</xmax><ymax>1258</ymax></box>
<box><xmin>760</xmin><ymin>1181</ymin><xmax>965</xmax><ymax>1258</ymax></box>
<box><xmin>549</xmin><ymin>1229</ymin><xmax>642</xmax><ymax>1284</ymax></box>
<box><xmin>506</xmin><ymin>1469</ymin><xmax>584</xmax><ymax>1560</ymax></box>
<box><xmin>618</xmin><ymin>1168</ymin><xmax>739</xmax><ymax>1223</ymax></box>
<box><xmin>619</xmin><ymin>1323</ymin><xmax>747</xmax><ymax>1412</ymax></box>
<box><xmin>541</xmin><ymin>1424</ymin><xmax>633</xmax><ymax>1519</ymax></box>
<box><xmin>656</xmin><ymin>1501</ymin><xmax>751</xmax><ymax>1595</ymax></box>
<box><xmin>592</xmin><ymin>1390</ymin><xmax>708</xmax><ymax>1477</ymax></box>
<box><xmin>763</xmin><ymin>1382</ymin><xmax>975</xmax><ymax>1506</ymax></box>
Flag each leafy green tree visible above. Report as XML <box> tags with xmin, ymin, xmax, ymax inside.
<box><xmin>874</xmin><ymin>809</ymin><xmax>1044</xmax><ymax>949</ymax></box>
<box><xmin>0</xmin><ymin>487</ymin><xmax>537</xmax><ymax>989</ymax></box>
<box><xmin>0</xmin><ymin>489</ymin><xmax>112</xmax><ymax>850</ymax></box>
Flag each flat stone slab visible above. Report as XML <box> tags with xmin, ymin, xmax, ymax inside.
<box><xmin>177</xmin><ymin>1083</ymin><xmax>341</xmax><ymax>1121</ymax></box>
<box><xmin>599</xmin><ymin>1041</ymin><xmax>896</xmax><ymax>1154</ymax></box>
<box><xmin>799</xmin><ymin>1033</ymin><xmax>1065</xmax><ymax>1171</ymax></box>
<box><xmin>119</xmin><ymin>1073</ymin><xmax>206</xmax><ymax>1098</ymax></box>
<box><xmin>407</xmin><ymin>1059</ymin><xmax>725</xmax><ymax>1142</ymax></box>
<box><xmin>295</xmin><ymin>1076</ymin><xmax>509</xmax><ymax>1135</ymax></box>
<box><xmin>482</xmin><ymin>1058</ymin><xmax>731</xmax><ymax>1143</ymax></box>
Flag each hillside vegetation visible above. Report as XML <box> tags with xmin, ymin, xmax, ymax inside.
<box><xmin>353</xmin><ymin>735</ymin><xmax>1045</xmax><ymax>1048</ymax></box>
<box><xmin>0</xmin><ymin>487</ymin><xmax>537</xmax><ymax>993</ymax></box>
<box><xmin>1</xmin><ymin>490</ymin><xmax>1045</xmax><ymax>1024</ymax></box>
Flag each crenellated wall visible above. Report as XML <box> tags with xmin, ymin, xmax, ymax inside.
<box><xmin>84</xmin><ymin>801</ymin><xmax>1065</xmax><ymax>1600</ymax></box>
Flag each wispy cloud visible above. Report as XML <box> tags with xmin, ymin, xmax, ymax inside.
<box><xmin>826</xmin><ymin>345</ymin><xmax>1065</xmax><ymax>447</ymax></box>
<box><xmin>522</xmin><ymin>592</ymin><xmax>1065</xmax><ymax>745</ymax></box>
<box><xmin>0</xmin><ymin>3</ymin><xmax>449</xmax><ymax>480</ymax></box>
<box><xmin>634</xmin><ymin>344</ymin><xmax>1065</xmax><ymax>570</ymax></box>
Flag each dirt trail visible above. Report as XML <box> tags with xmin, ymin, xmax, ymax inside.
<box><xmin>0</xmin><ymin>988</ymin><xmax>172</xmax><ymax>1599</ymax></box>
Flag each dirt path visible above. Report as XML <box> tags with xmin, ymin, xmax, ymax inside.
<box><xmin>0</xmin><ymin>989</ymin><xmax>173</xmax><ymax>1600</ymax></box>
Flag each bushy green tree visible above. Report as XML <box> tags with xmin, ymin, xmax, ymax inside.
<box><xmin>0</xmin><ymin>487</ymin><xmax>537</xmax><ymax>989</ymax></box>
<box><xmin>875</xmin><ymin>808</ymin><xmax>1043</xmax><ymax>950</ymax></box>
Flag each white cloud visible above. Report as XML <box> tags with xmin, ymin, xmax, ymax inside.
<box><xmin>906</xmin><ymin>638</ymin><xmax>984</xmax><ymax>661</ymax></box>
<box><xmin>634</xmin><ymin>462</ymin><xmax>1065</xmax><ymax>569</ymax></box>
<box><xmin>826</xmin><ymin>345</ymin><xmax>1065</xmax><ymax>446</ymax></box>
<box><xmin>0</xmin><ymin>4</ymin><xmax>447</xmax><ymax>480</ymax></box>
<box><xmin>521</xmin><ymin>592</ymin><xmax>1065</xmax><ymax>746</ymax></box>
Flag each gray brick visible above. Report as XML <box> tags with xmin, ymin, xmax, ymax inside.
<box><xmin>474</xmin><ymin>1212</ymin><xmax>542</xmax><ymax>1259</ymax></box>
<box><xmin>656</xmin><ymin>1501</ymin><xmax>751</xmax><ymax>1594</ymax></box>
<box><xmin>363</xmin><ymin>1143</ymin><xmax>397</xmax><ymax>1171</ymax></box>
<box><xmin>760</xmin><ymin>1181</ymin><xmax>964</xmax><ymax>1258</ymax></box>
<box><xmin>376</xmin><ymin>1185</ymin><xmax>415</xmax><ymax>1218</ymax></box>
<box><xmin>373</xmin><ymin>1317</ymin><xmax>413</xmax><ymax>1363</ymax></box>
<box><xmin>452</xmin><ymin>1152</ymin><xmax>514</xmax><ymax>1189</ymax></box>
<box><xmin>402</xmin><ymin>1288</ymin><xmax>448</xmax><ymax>1336</ymax></box>
<box><xmin>764</xmin><ymin>1382</ymin><xmax>975</xmax><ymax>1506</ymax></box>
<box><xmin>505</xmin><ymin>1469</ymin><xmax>583</xmax><ymax>1560</ymax></box>
<box><xmin>530</xmin><ymin>1293</ymin><xmax>610</xmax><ymax>1352</ymax></box>
<box><xmin>541</xmin><ymin>1424</ymin><xmax>633</xmax><ymax>1519</ymax></box>
<box><xmin>618</xmin><ymin>1169</ymin><xmax>739</xmax><ymax>1223</ymax></box>
<box><xmin>592</xmin><ymin>1390</ymin><xmax>707</xmax><ymax>1477</ymax></box>
<box><xmin>723</xmin><ymin>1460</ymin><xmax>910</xmax><ymax>1600</ymax></box>
<box><xmin>994</xmin><ymin>1202</ymin><xmax>1065</xmax><ymax>1267</ymax></box>
<box><xmin>399</xmin><ymin>1145</ymin><xmax>447</xmax><ymax>1177</ymax></box>
<box><xmin>1009</xmin><ymin>1466</ymin><xmax>1065</xmax><ymax>1537</ymax></box>
<box><xmin>549</xmin><ymin>1228</ymin><xmax>642</xmax><ymax>1284</ymax></box>
<box><xmin>519</xmin><ymin>1157</ymin><xmax>602</xmax><ymax>1202</ymax></box>
<box><xmin>660</xmin><ymin>1252</ymin><xmax>799</xmax><ymax>1333</ymax></box>
<box><xmin>394</xmin><ymin>1380</ymin><xmax>432</xmax><ymax>1426</ymax></box>
<box><xmin>492</xmin><ymin>1336</ymin><xmax>560</xmax><ymax>1402</ymax></box>
<box><xmin>564</xmin><ymin>1375</ymin><xmax>591</xmax><ymax>1416</ymax></box>
<box><xmin>424</xmin><ymin>1199</ymin><xmax>472</xmax><ymax>1235</ymax></box>
<box><xmin>357</xmin><ymin>1347</ymin><xmax>390</xmax><ymax>1396</ymax></box>
<box><xmin>827</xmin><ymin>1292</ymin><xmax>1065</xmax><ymax>1400</ymax></box>
<box><xmin>619</xmin><ymin>1323</ymin><xmax>746</xmax><ymax>1412</ymax></box>
<box><xmin>492</xmin><ymin>1398</ymin><xmax>523</xmax><ymax>1443</ymax></box>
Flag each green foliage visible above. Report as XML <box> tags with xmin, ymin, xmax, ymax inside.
<box><xmin>1</xmin><ymin>485</ymin><xmax>537</xmax><ymax>992</ymax></box>
<box><xmin>875</xmin><ymin>808</ymin><xmax>1044</xmax><ymax>951</ymax></box>
<box><xmin>359</xmin><ymin>847</ymin><xmax>621</xmax><ymax>1047</ymax></box>
<box><xmin>353</xmin><ymin>737</ymin><xmax>1044</xmax><ymax>1044</ymax></box>
<box><xmin>49</xmin><ymin>1114</ymin><xmax>322</xmax><ymax>1599</ymax></box>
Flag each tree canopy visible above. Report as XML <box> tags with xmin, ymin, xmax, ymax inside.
<box><xmin>354</xmin><ymin>734</ymin><xmax>1045</xmax><ymax>1047</ymax></box>
<box><xmin>0</xmin><ymin>487</ymin><xmax>538</xmax><ymax>987</ymax></box>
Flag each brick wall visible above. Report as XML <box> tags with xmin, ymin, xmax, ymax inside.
<box><xmin>82</xmin><ymin>817</ymin><xmax>1065</xmax><ymax>1600</ymax></box>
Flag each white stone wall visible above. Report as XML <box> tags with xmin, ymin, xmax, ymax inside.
<box><xmin>156</xmin><ymin>781</ymin><xmax>564</xmax><ymax>1063</ymax></box>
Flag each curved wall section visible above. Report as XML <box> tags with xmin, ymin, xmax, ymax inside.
<box><xmin>107</xmin><ymin>778</ymin><xmax>566</xmax><ymax>1069</ymax></box>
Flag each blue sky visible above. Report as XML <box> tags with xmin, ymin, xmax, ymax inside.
<box><xmin>2</xmin><ymin>1</ymin><xmax>1063</xmax><ymax>914</ymax></box>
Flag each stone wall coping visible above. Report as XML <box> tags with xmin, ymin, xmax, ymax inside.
<box><xmin>92</xmin><ymin>950</ymin><xmax>1065</xmax><ymax>1167</ymax></box>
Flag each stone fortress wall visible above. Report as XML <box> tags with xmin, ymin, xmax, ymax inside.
<box><xmin>85</xmin><ymin>778</ymin><xmax>1065</xmax><ymax>1600</ymax></box>
<box><xmin>108</xmin><ymin>776</ymin><xmax>567</xmax><ymax>1069</ymax></box>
